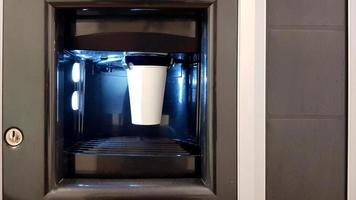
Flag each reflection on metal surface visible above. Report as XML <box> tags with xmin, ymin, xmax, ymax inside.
<box><xmin>128</xmin><ymin>184</ymin><xmax>141</xmax><ymax>188</ymax></box>
<box><xmin>178</xmin><ymin>75</ymin><xmax>184</xmax><ymax>104</ymax></box>
<box><xmin>70</xmin><ymin>50</ymin><xmax>126</xmax><ymax>62</ymax></box>
<box><xmin>71</xmin><ymin>63</ymin><xmax>80</xmax><ymax>82</ymax></box>
<box><xmin>71</xmin><ymin>91</ymin><xmax>80</xmax><ymax>111</ymax></box>
<box><xmin>77</xmin><ymin>183</ymin><xmax>90</xmax><ymax>188</ymax></box>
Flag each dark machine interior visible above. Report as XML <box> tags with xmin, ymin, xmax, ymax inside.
<box><xmin>54</xmin><ymin>7</ymin><xmax>209</xmax><ymax>179</ymax></box>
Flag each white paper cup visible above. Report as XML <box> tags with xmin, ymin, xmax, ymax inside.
<box><xmin>127</xmin><ymin>65</ymin><xmax>168</xmax><ymax>125</ymax></box>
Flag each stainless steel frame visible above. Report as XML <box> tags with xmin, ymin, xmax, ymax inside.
<box><xmin>47</xmin><ymin>0</ymin><xmax>216</xmax><ymax>192</ymax></box>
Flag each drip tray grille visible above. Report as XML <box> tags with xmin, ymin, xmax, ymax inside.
<box><xmin>66</xmin><ymin>137</ymin><xmax>199</xmax><ymax>178</ymax></box>
<box><xmin>67</xmin><ymin>137</ymin><xmax>193</xmax><ymax>156</ymax></box>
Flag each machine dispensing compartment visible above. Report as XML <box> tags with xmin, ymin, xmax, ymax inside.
<box><xmin>1</xmin><ymin>0</ymin><xmax>240</xmax><ymax>198</ymax></box>
<box><xmin>52</xmin><ymin>7</ymin><xmax>210</xmax><ymax>180</ymax></box>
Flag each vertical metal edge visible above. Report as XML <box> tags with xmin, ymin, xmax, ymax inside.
<box><xmin>237</xmin><ymin>0</ymin><xmax>266</xmax><ymax>199</ymax></box>
<box><xmin>348</xmin><ymin>0</ymin><xmax>355</xmax><ymax>199</ymax></box>
<box><xmin>254</xmin><ymin>0</ymin><xmax>266</xmax><ymax>199</ymax></box>
<box><xmin>236</xmin><ymin>0</ymin><xmax>242</xmax><ymax>200</ymax></box>
<box><xmin>0</xmin><ymin>0</ymin><xmax>3</xmax><ymax>198</ymax></box>
<box><xmin>46</xmin><ymin>2</ymin><xmax>57</xmax><ymax>194</ymax></box>
<box><xmin>206</xmin><ymin>2</ymin><xmax>216</xmax><ymax>193</ymax></box>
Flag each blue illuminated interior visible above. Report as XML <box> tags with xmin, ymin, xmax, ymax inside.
<box><xmin>57</xmin><ymin>50</ymin><xmax>201</xmax><ymax>146</ymax></box>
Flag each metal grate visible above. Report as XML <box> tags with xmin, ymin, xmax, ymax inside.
<box><xmin>66</xmin><ymin>137</ymin><xmax>192</xmax><ymax>156</ymax></box>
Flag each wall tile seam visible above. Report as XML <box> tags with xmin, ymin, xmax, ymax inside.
<box><xmin>268</xmin><ymin>25</ymin><xmax>345</xmax><ymax>31</ymax></box>
<box><xmin>267</xmin><ymin>114</ymin><xmax>345</xmax><ymax>118</ymax></box>
<box><xmin>267</xmin><ymin>118</ymin><xmax>346</xmax><ymax>121</ymax></box>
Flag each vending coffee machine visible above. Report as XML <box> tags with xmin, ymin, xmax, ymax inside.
<box><xmin>2</xmin><ymin>0</ymin><xmax>237</xmax><ymax>199</ymax></box>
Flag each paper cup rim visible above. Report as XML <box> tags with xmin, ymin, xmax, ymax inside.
<box><xmin>128</xmin><ymin>65</ymin><xmax>169</xmax><ymax>69</ymax></box>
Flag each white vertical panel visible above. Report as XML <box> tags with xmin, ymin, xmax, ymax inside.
<box><xmin>237</xmin><ymin>0</ymin><xmax>266</xmax><ymax>199</ymax></box>
<box><xmin>349</xmin><ymin>0</ymin><xmax>356</xmax><ymax>199</ymax></box>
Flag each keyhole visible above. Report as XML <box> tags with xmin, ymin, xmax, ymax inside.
<box><xmin>11</xmin><ymin>131</ymin><xmax>16</xmax><ymax>141</ymax></box>
<box><xmin>5</xmin><ymin>128</ymin><xmax>23</xmax><ymax>146</ymax></box>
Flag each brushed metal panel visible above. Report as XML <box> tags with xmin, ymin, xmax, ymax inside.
<box><xmin>267</xmin><ymin>119</ymin><xmax>346</xmax><ymax>200</ymax></box>
<box><xmin>267</xmin><ymin>30</ymin><xmax>346</xmax><ymax>116</ymax></box>
<box><xmin>268</xmin><ymin>0</ymin><xmax>345</xmax><ymax>26</ymax></box>
<box><xmin>3</xmin><ymin>0</ymin><xmax>45</xmax><ymax>199</ymax></box>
